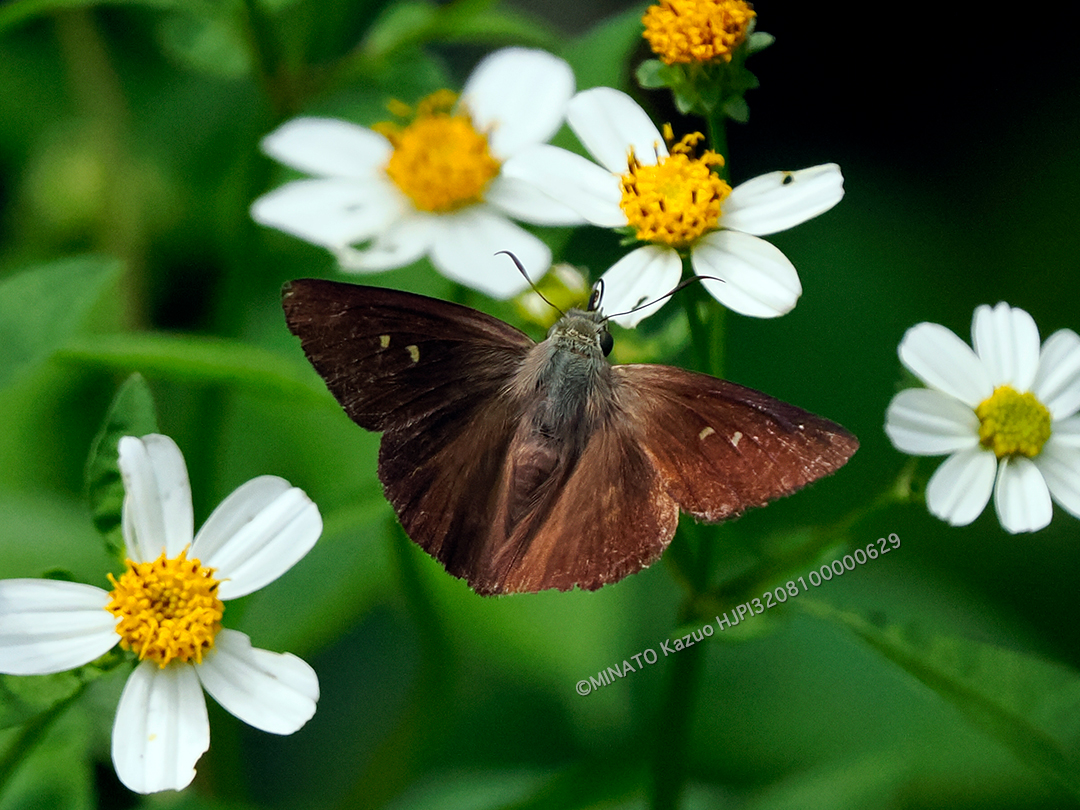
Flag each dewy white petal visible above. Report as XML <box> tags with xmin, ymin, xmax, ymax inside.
<box><xmin>193</xmin><ymin>478</ymin><xmax>322</xmax><ymax>600</ymax></box>
<box><xmin>251</xmin><ymin>177</ymin><xmax>405</xmax><ymax>250</ymax></box>
<box><xmin>0</xmin><ymin>580</ymin><xmax>117</xmax><ymax>675</ymax></box>
<box><xmin>197</xmin><ymin>630</ymin><xmax>318</xmax><ymax>735</ymax></box>
<box><xmin>897</xmin><ymin>323</ymin><xmax>993</xmax><ymax>407</ymax></box>
<box><xmin>972</xmin><ymin>302</ymin><xmax>1041</xmax><ymax>391</ymax></box>
<box><xmin>1032</xmin><ymin>328</ymin><xmax>1080</xmax><ymax>419</ymax></box>
<box><xmin>925</xmin><ymin>447</ymin><xmax>996</xmax><ymax>526</ymax></box>
<box><xmin>485</xmin><ymin>173</ymin><xmax>589</xmax><ymax>226</ymax></box>
<box><xmin>721</xmin><ymin>164</ymin><xmax>844</xmax><ymax>236</ymax></box>
<box><xmin>118</xmin><ymin>435</ymin><xmax>194</xmax><ymax>562</ymax></box>
<box><xmin>691</xmin><ymin>231</ymin><xmax>801</xmax><ymax>318</ymax></box>
<box><xmin>500</xmin><ymin>144</ymin><xmax>625</xmax><ymax>228</ymax></box>
<box><xmin>598</xmin><ymin>245</ymin><xmax>682</xmax><ymax>328</ymax></box>
<box><xmin>567</xmin><ymin>87</ymin><xmax>666</xmax><ymax>175</ymax></box>
<box><xmin>884</xmin><ymin>388</ymin><xmax>980</xmax><ymax>456</ymax></box>
<box><xmin>460</xmin><ymin>48</ymin><xmax>574</xmax><ymax>159</ymax></box>
<box><xmin>260</xmin><ymin>117</ymin><xmax>391</xmax><ymax>180</ymax></box>
<box><xmin>1034</xmin><ymin>427</ymin><xmax>1080</xmax><ymax>518</ymax></box>
<box><xmin>112</xmin><ymin>661</ymin><xmax>209</xmax><ymax>795</ymax></box>
<box><xmin>428</xmin><ymin>207</ymin><xmax>550</xmax><ymax>299</ymax></box>
<box><xmin>993</xmin><ymin>456</ymin><xmax>1053</xmax><ymax>533</ymax></box>
<box><xmin>335</xmin><ymin>211</ymin><xmax>436</xmax><ymax>273</ymax></box>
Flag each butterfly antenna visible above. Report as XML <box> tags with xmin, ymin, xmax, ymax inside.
<box><xmin>602</xmin><ymin>275</ymin><xmax>725</xmax><ymax>323</ymax></box>
<box><xmin>495</xmin><ymin>251</ymin><xmax>565</xmax><ymax>317</ymax></box>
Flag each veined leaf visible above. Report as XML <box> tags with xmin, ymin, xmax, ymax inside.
<box><xmin>56</xmin><ymin>332</ymin><xmax>332</xmax><ymax>404</ymax></box>
<box><xmin>803</xmin><ymin>599</ymin><xmax>1080</xmax><ymax>799</ymax></box>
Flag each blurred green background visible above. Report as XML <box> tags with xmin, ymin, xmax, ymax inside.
<box><xmin>2</xmin><ymin>1</ymin><xmax>1080</xmax><ymax>808</ymax></box>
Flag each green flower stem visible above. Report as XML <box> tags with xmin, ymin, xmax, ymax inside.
<box><xmin>54</xmin><ymin>9</ymin><xmax>147</xmax><ymax>329</ymax></box>
<box><xmin>650</xmin><ymin>629</ymin><xmax>705</xmax><ymax>810</ymax></box>
<box><xmin>336</xmin><ymin>520</ymin><xmax>454</xmax><ymax>810</ymax></box>
<box><xmin>704</xmin><ymin>105</ymin><xmax>730</xmax><ymax>182</ymax></box>
<box><xmin>700</xmin><ymin>463</ymin><xmax>919</xmax><ymax>618</ymax></box>
<box><xmin>0</xmin><ymin>686</ymin><xmax>85</xmax><ymax>798</ymax></box>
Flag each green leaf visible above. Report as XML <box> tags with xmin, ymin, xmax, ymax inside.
<box><xmin>55</xmin><ymin>332</ymin><xmax>331</xmax><ymax>404</ymax></box>
<box><xmin>0</xmin><ymin>0</ymin><xmax>175</xmax><ymax>36</ymax></box>
<box><xmin>0</xmin><ymin>671</ymin><xmax>87</xmax><ymax>731</ymax></box>
<box><xmin>803</xmin><ymin>600</ymin><xmax>1080</xmax><ymax>799</ymax></box>
<box><xmin>0</xmin><ymin>256</ymin><xmax>122</xmax><ymax>390</ymax></box>
<box><xmin>562</xmin><ymin>6</ymin><xmax>645</xmax><ymax>90</ymax></box>
<box><xmin>84</xmin><ymin>374</ymin><xmax>159</xmax><ymax>560</ymax></box>
<box><xmin>361</xmin><ymin>0</ymin><xmax>440</xmax><ymax>59</ymax></box>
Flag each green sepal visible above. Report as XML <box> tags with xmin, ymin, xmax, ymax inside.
<box><xmin>84</xmin><ymin>374</ymin><xmax>159</xmax><ymax>561</ymax></box>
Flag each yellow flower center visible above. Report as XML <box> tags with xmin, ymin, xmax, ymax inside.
<box><xmin>643</xmin><ymin>0</ymin><xmax>756</xmax><ymax>65</ymax></box>
<box><xmin>620</xmin><ymin>129</ymin><xmax>731</xmax><ymax>249</ymax></box>
<box><xmin>375</xmin><ymin>89</ymin><xmax>502</xmax><ymax>213</ymax></box>
<box><xmin>105</xmin><ymin>549</ymin><xmax>223</xmax><ymax>668</ymax></box>
<box><xmin>974</xmin><ymin>385</ymin><xmax>1052</xmax><ymax>459</ymax></box>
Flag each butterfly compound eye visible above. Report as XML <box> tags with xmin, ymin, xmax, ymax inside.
<box><xmin>599</xmin><ymin>328</ymin><xmax>613</xmax><ymax>356</ymax></box>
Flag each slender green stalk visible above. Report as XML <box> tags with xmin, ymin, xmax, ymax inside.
<box><xmin>54</xmin><ymin>9</ymin><xmax>146</xmax><ymax>329</ymax></box>
<box><xmin>649</xmin><ymin>604</ymin><xmax>707</xmax><ymax>810</ymax></box>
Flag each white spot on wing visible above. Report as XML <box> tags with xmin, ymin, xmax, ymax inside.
<box><xmin>731</xmin><ymin>431</ymin><xmax>743</xmax><ymax>448</ymax></box>
<box><xmin>406</xmin><ymin>344</ymin><xmax>420</xmax><ymax>363</ymax></box>
<box><xmin>379</xmin><ymin>335</ymin><xmax>390</xmax><ymax>348</ymax></box>
<box><xmin>698</xmin><ymin>426</ymin><xmax>715</xmax><ymax>441</ymax></box>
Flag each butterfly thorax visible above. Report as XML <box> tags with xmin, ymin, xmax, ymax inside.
<box><xmin>511</xmin><ymin>308</ymin><xmax>614</xmax><ymax>442</ymax></box>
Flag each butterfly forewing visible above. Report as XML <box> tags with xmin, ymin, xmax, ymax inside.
<box><xmin>616</xmin><ymin>364</ymin><xmax>859</xmax><ymax>521</ymax></box>
<box><xmin>283</xmin><ymin>280</ymin><xmax>534</xmax><ymax>430</ymax></box>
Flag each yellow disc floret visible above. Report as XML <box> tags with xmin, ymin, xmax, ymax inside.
<box><xmin>620</xmin><ymin>128</ymin><xmax>731</xmax><ymax>249</ymax></box>
<box><xmin>105</xmin><ymin>548</ymin><xmax>223</xmax><ymax>667</ymax></box>
<box><xmin>375</xmin><ymin>90</ymin><xmax>501</xmax><ymax>213</ymax></box>
<box><xmin>975</xmin><ymin>385</ymin><xmax>1052</xmax><ymax>459</ymax></box>
<box><xmin>643</xmin><ymin>0</ymin><xmax>756</xmax><ymax>65</ymax></box>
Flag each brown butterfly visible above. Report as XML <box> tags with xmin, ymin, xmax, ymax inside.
<box><xmin>283</xmin><ymin>278</ymin><xmax>857</xmax><ymax>595</ymax></box>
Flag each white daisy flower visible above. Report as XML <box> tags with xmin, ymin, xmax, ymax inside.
<box><xmin>0</xmin><ymin>434</ymin><xmax>323</xmax><ymax>793</ymax></box>
<box><xmin>885</xmin><ymin>303</ymin><xmax>1080</xmax><ymax>533</ymax></box>
<box><xmin>250</xmin><ymin>48</ymin><xmax>583</xmax><ymax>299</ymax></box>
<box><xmin>501</xmin><ymin>86</ymin><xmax>844</xmax><ymax>325</ymax></box>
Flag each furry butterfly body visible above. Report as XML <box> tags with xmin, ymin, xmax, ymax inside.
<box><xmin>283</xmin><ymin>279</ymin><xmax>858</xmax><ymax>595</ymax></box>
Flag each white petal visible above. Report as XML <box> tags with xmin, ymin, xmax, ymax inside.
<box><xmin>112</xmin><ymin>661</ymin><xmax>209</xmax><ymax>794</ymax></box>
<box><xmin>567</xmin><ymin>87</ymin><xmax>666</xmax><ymax>174</ymax></box>
<box><xmin>1032</xmin><ymin>328</ymin><xmax>1080</xmax><ymax>419</ymax></box>
<box><xmin>721</xmin><ymin>164</ymin><xmax>844</xmax><ymax>236</ymax></box>
<box><xmin>972</xmin><ymin>302</ymin><xmax>1041</xmax><ymax>391</ymax></box>
<box><xmin>897</xmin><ymin>322</ymin><xmax>993</xmax><ymax>407</ymax></box>
<box><xmin>118</xmin><ymin>435</ymin><xmax>193</xmax><ymax>562</ymax></box>
<box><xmin>0</xmin><ymin>580</ymin><xmax>116</xmax><ymax>675</ymax></box>
<box><xmin>925</xmin><ymin>448</ymin><xmax>996</xmax><ymax>526</ymax></box>
<box><xmin>993</xmin><ymin>456</ymin><xmax>1052</xmax><ymax>533</ymax></box>
<box><xmin>500</xmin><ymin>144</ymin><xmax>624</xmax><ymax>227</ymax></box>
<box><xmin>192</xmin><ymin>478</ymin><xmax>322</xmax><ymax>600</ymax></box>
<box><xmin>251</xmin><ymin>177</ymin><xmax>405</xmax><ymax>250</ymax></box>
<box><xmin>1034</xmin><ymin>426</ymin><xmax>1080</xmax><ymax>518</ymax></box>
<box><xmin>460</xmin><ymin>48</ymin><xmax>575</xmax><ymax>158</ymax></box>
<box><xmin>884</xmin><ymin>388</ymin><xmax>980</xmax><ymax>455</ymax></box>
<box><xmin>485</xmin><ymin>173</ymin><xmax>588</xmax><ymax>226</ymax></box>
<box><xmin>335</xmin><ymin>211</ymin><xmax>436</xmax><ymax>273</ymax></box>
<box><xmin>691</xmin><ymin>230</ymin><xmax>801</xmax><ymax>318</ymax></box>
<box><xmin>260</xmin><ymin>117</ymin><xmax>391</xmax><ymax>179</ymax></box>
<box><xmin>428</xmin><ymin>207</ymin><xmax>550</xmax><ymax>299</ymax></box>
<box><xmin>197</xmin><ymin>630</ymin><xmax>318</xmax><ymax>735</ymax></box>
<box><xmin>598</xmin><ymin>245</ymin><xmax>682</xmax><ymax>327</ymax></box>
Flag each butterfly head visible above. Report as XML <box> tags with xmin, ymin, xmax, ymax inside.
<box><xmin>547</xmin><ymin>281</ymin><xmax>613</xmax><ymax>358</ymax></box>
